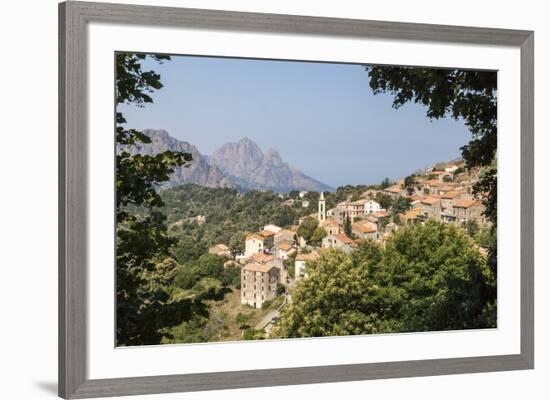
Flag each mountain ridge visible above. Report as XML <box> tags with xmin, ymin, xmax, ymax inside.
<box><xmin>123</xmin><ymin>130</ymin><xmax>334</xmax><ymax>193</ymax></box>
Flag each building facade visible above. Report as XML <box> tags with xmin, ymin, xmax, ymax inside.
<box><xmin>244</xmin><ymin>234</ymin><xmax>264</xmax><ymax>257</ymax></box>
<box><xmin>241</xmin><ymin>264</ymin><xmax>280</xmax><ymax>309</ymax></box>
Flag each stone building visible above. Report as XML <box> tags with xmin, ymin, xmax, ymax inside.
<box><xmin>241</xmin><ymin>263</ymin><xmax>280</xmax><ymax>309</ymax></box>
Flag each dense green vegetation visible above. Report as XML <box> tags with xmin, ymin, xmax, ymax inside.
<box><xmin>161</xmin><ymin>185</ymin><xmax>303</xmax><ymax>263</ymax></box>
<box><xmin>116</xmin><ymin>53</ymin><xmax>198</xmax><ymax>346</ymax></box>
<box><xmin>274</xmin><ymin>221</ymin><xmax>496</xmax><ymax>338</ymax></box>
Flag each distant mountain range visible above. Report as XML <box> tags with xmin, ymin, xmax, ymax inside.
<box><xmin>122</xmin><ymin>129</ymin><xmax>334</xmax><ymax>193</ymax></box>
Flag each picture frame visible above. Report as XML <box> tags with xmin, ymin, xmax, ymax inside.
<box><xmin>59</xmin><ymin>1</ymin><xmax>534</xmax><ymax>398</ymax></box>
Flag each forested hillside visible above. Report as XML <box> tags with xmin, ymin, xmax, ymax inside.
<box><xmin>160</xmin><ymin>184</ymin><xmax>304</xmax><ymax>263</ymax></box>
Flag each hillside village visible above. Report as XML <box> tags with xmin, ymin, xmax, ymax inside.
<box><xmin>206</xmin><ymin>160</ymin><xmax>491</xmax><ymax>334</ymax></box>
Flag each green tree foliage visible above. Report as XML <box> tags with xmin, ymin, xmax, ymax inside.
<box><xmin>344</xmin><ymin>215</ymin><xmax>352</xmax><ymax>237</ymax></box>
<box><xmin>161</xmin><ymin>315</ymin><xmax>211</xmax><ymax>344</ymax></box>
<box><xmin>172</xmin><ymin>254</ymin><xmax>238</xmax><ymax>291</ymax></box>
<box><xmin>383</xmin><ymin>221</ymin><xmax>495</xmax><ymax>331</ymax></box>
<box><xmin>350</xmin><ymin>193</ymin><xmax>362</xmax><ymax>202</ymax></box>
<box><xmin>274</xmin><ymin>221</ymin><xmax>495</xmax><ymax>338</ymax></box>
<box><xmin>277</xmin><ymin>283</ymin><xmax>287</xmax><ymax>296</ymax></box>
<box><xmin>454</xmin><ymin>166</ymin><xmax>465</xmax><ymax>176</ymax></box>
<box><xmin>310</xmin><ymin>226</ymin><xmax>328</xmax><ymax>247</ymax></box>
<box><xmin>235</xmin><ymin>312</ymin><xmax>252</xmax><ymax>330</ymax></box>
<box><xmin>392</xmin><ymin>197</ymin><xmax>412</xmax><ymax>214</ymax></box>
<box><xmin>116</xmin><ymin>53</ymin><xmax>195</xmax><ymax>346</ymax></box>
<box><xmin>380</xmin><ymin>177</ymin><xmax>392</xmax><ymax>189</ymax></box>
<box><xmin>243</xmin><ymin>329</ymin><xmax>265</xmax><ymax>340</ymax></box>
<box><xmin>404</xmin><ymin>175</ymin><xmax>417</xmax><ymax>187</ymax></box>
<box><xmin>466</xmin><ymin>219</ymin><xmax>480</xmax><ymax>237</ymax></box>
<box><xmin>297</xmin><ymin>217</ymin><xmax>319</xmax><ymax>242</ymax></box>
<box><xmin>229</xmin><ymin>232</ymin><xmax>245</xmax><ymax>257</ymax></box>
<box><xmin>375</xmin><ymin>192</ymin><xmax>393</xmax><ymax>210</ymax></box>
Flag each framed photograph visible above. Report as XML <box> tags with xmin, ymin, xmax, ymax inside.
<box><xmin>59</xmin><ymin>1</ymin><xmax>534</xmax><ymax>398</ymax></box>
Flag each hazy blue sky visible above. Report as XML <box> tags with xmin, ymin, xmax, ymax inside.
<box><xmin>118</xmin><ymin>55</ymin><xmax>471</xmax><ymax>188</ymax></box>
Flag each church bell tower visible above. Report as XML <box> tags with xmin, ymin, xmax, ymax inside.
<box><xmin>318</xmin><ymin>192</ymin><xmax>326</xmax><ymax>223</ymax></box>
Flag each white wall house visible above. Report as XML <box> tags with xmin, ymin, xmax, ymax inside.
<box><xmin>364</xmin><ymin>200</ymin><xmax>382</xmax><ymax>214</ymax></box>
<box><xmin>244</xmin><ymin>234</ymin><xmax>264</xmax><ymax>257</ymax></box>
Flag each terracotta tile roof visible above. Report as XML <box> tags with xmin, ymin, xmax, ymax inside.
<box><xmin>246</xmin><ymin>233</ymin><xmax>264</xmax><ymax>241</ymax></box>
<box><xmin>452</xmin><ymin>199</ymin><xmax>480</xmax><ymax>208</ymax></box>
<box><xmin>373</xmin><ymin>210</ymin><xmax>390</xmax><ymax>218</ymax></box>
<box><xmin>335</xmin><ymin>233</ymin><xmax>355</xmax><ymax>245</ymax></box>
<box><xmin>421</xmin><ymin>196</ymin><xmax>441</xmax><ymax>205</ymax></box>
<box><xmin>441</xmin><ymin>190</ymin><xmax>464</xmax><ymax>199</ymax></box>
<box><xmin>276</xmin><ymin>241</ymin><xmax>294</xmax><ymax>251</ymax></box>
<box><xmin>276</xmin><ymin>229</ymin><xmax>296</xmax><ymax>237</ymax></box>
<box><xmin>425</xmin><ymin>179</ymin><xmax>442</xmax><ymax>185</ymax></box>
<box><xmin>409</xmin><ymin>194</ymin><xmax>425</xmax><ymax>201</ymax></box>
<box><xmin>352</xmin><ymin>223</ymin><xmax>376</xmax><ymax>234</ymax></box>
<box><xmin>260</xmin><ymin>230</ymin><xmax>275</xmax><ymax>237</ymax></box>
<box><xmin>295</xmin><ymin>251</ymin><xmax>319</xmax><ymax>262</ymax></box>
<box><xmin>243</xmin><ymin>263</ymin><xmax>274</xmax><ymax>273</ymax></box>
<box><xmin>384</xmin><ymin>186</ymin><xmax>402</xmax><ymax>193</ymax></box>
<box><xmin>350</xmin><ymin>199</ymin><xmax>369</xmax><ymax>205</ymax></box>
<box><xmin>321</xmin><ymin>218</ymin><xmax>340</xmax><ymax>227</ymax></box>
<box><xmin>249</xmin><ymin>253</ymin><xmax>275</xmax><ymax>263</ymax></box>
<box><xmin>211</xmin><ymin>244</ymin><xmax>229</xmax><ymax>251</ymax></box>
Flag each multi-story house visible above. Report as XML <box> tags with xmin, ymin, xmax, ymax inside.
<box><xmin>440</xmin><ymin>191</ymin><xmax>471</xmax><ymax>222</ymax></box>
<box><xmin>241</xmin><ymin>263</ymin><xmax>280</xmax><ymax>309</ymax></box>
<box><xmin>419</xmin><ymin>196</ymin><xmax>442</xmax><ymax>220</ymax></box>
<box><xmin>452</xmin><ymin>199</ymin><xmax>487</xmax><ymax>226</ymax></box>
<box><xmin>245</xmin><ymin>253</ymin><xmax>287</xmax><ymax>284</ymax></box>
<box><xmin>335</xmin><ymin>199</ymin><xmax>367</xmax><ymax>223</ymax></box>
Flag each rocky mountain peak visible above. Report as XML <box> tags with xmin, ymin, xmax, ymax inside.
<box><xmin>209</xmin><ymin>137</ymin><xmax>333</xmax><ymax>193</ymax></box>
<box><xmin>122</xmin><ymin>131</ymin><xmax>333</xmax><ymax>193</ymax></box>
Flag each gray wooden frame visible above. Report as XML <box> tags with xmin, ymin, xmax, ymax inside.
<box><xmin>59</xmin><ymin>1</ymin><xmax>534</xmax><ymax>398</ymax></box>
